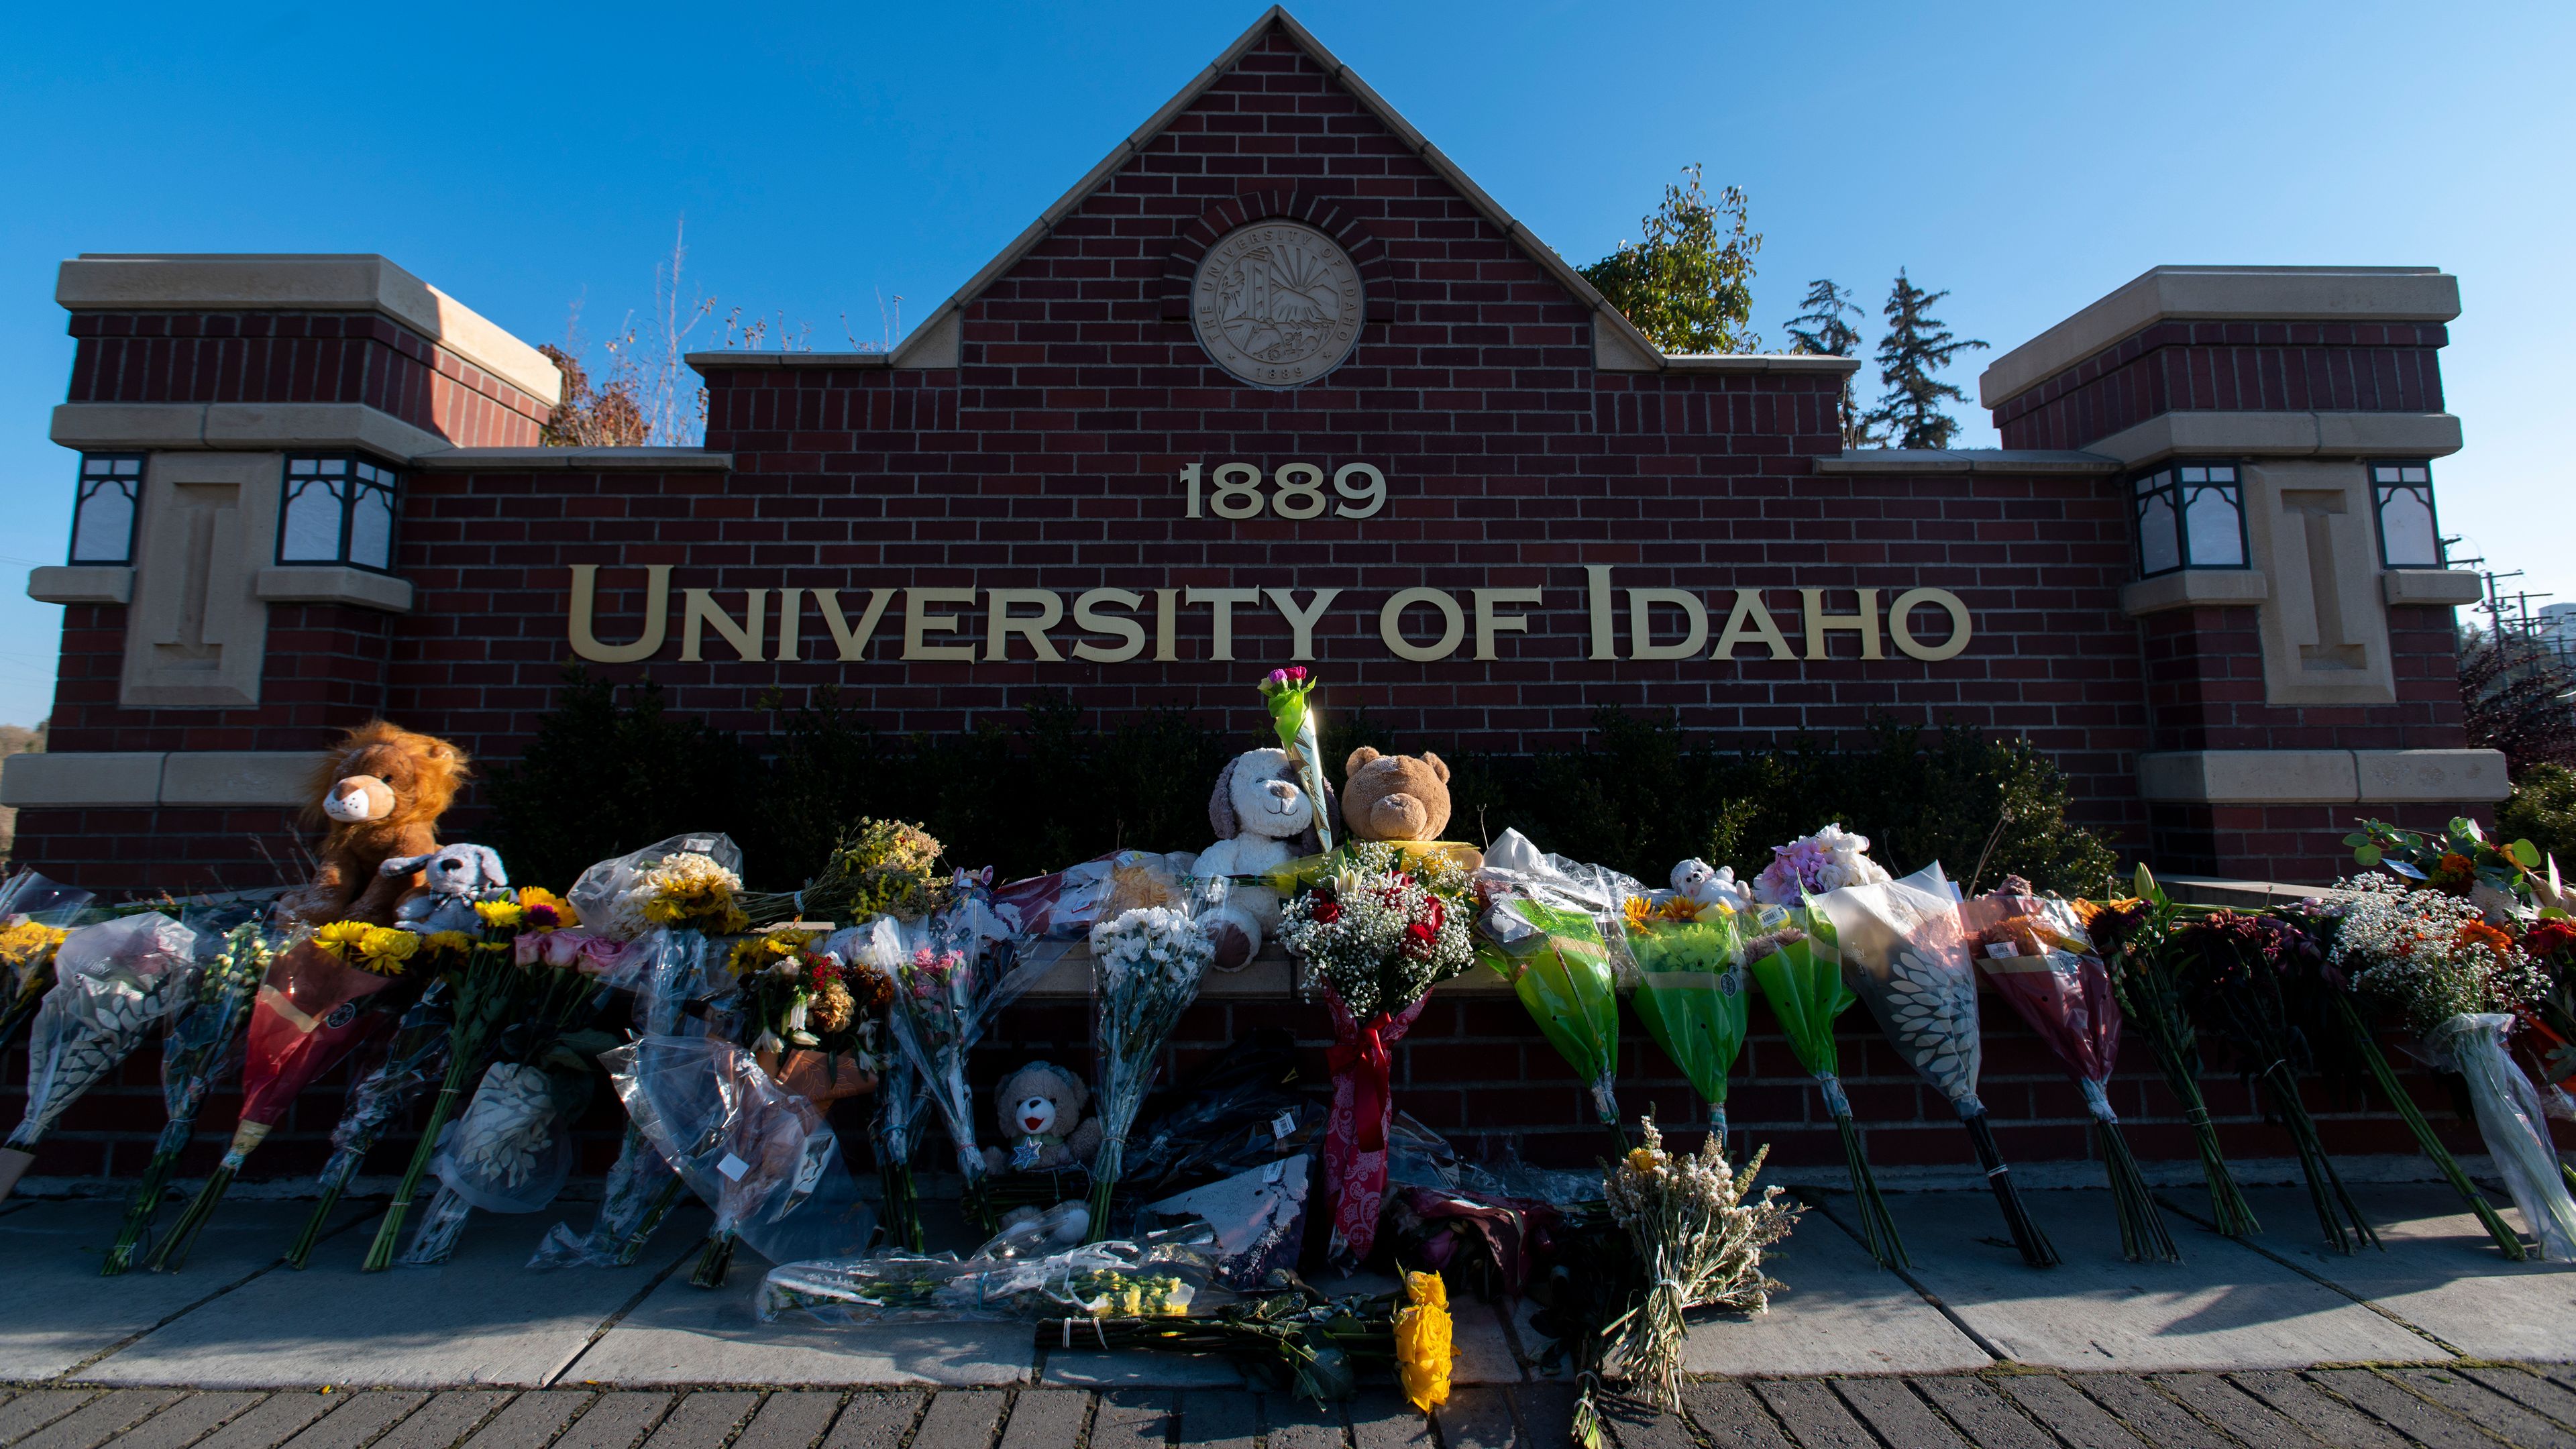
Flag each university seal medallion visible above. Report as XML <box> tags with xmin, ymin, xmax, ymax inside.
<box><xmin>1190</xmin><ymin>219</ymin><xmax>1364</xmax><ymax>388</ymax></box>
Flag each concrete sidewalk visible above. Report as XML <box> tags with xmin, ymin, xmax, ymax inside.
<box><xmin>1</xmin><ymin>1181</ymin><xmax>2571</xmax><ymax>1445</ymax></box>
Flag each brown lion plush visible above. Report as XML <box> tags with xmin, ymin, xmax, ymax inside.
<box><xmin>272</xmin><ymin>720</ymin><xmax>471</xmax><ymax>928</ymax></box>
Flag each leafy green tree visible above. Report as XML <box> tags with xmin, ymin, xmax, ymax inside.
<box><xmin>1863</xmin><ymin>270</ymin><xmax>1986</xmax><ymax>449</ymax></box>
<box><xmin>1581</xmin><ymin>166</ymin><xmax>1762</xmax><ymax>354</ymax></box>
<box><xmin>1784</xmin><ymin>278</ymin><xmax>1879</xmax><ymax>449</ymax></box>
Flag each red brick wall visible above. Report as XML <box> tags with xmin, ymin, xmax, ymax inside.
<box><xmin>1992</xmin><ymin>321</ymin><xmax>2449</xmax><ymax>451</ymax></box>
<box><xmin>66</xmin><ymin>309</ymin><xmax>549</xmax><ymax>447</ymax></box>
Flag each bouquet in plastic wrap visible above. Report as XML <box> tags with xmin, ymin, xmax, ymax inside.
<box><xmin>359</xmin><ymin>886</ymin><xmax>606</xmax><ymax>1271</ymax></box>
<box><xmin>396</xmin><ymin>1059</ymin><xmax>595</xmax><ymax>1267</ymax></box>
<box><xmin>608</xmin><ymin>1034</ymin><xmax>872</xmax><ymax>1287</ymax></box>
<box><xmin>1753</xmin><ymin>824</ymin><xmax>1890</xmax><ymax>906</ymax></box>
<box><xmin>1743</xmin><ymin>899</ymin><xmax>1904</xmax><ymax>1268</ymax></box>
<box><xmin>2174</xmin><ymin>908</ymin><xmax>2377</xmax><ymax>1253</ymax></box>
<box><xmin>1477</xmin><ymin>897</ymin><xmax>1622</xmax><ymax>1139</ymax></box>
<box><xmin>150</xmin><ymin>924</ymin><xmax>413</xmax><ymax>1267</ymax></box>
<box><xmin>286</xmin><ymin>977</ymin><xmax>455</xmax><ymax>1269</ymax></box>
<box><xmin>758</xmin><ymin>1224</ymin><xmax>1228</xmax><ymax>1325</ymax></box>
<box><xmin>1260</xmin><ymin>667</ymin><xmax>1334</xmax><ymax>853</ymax></box>
<box><xmin>874</xmin><ymin>1049</ymin><xmax>930</xmax><ymax>1252</ymax></box>
<box><xmin>0</xmin><ymin>913</ymin><xmax>203</xmax><ymax>1201</ymax></box>
<box><xmin>2318</xmin><ymin>873</ymin><xmax>2573</xmax><ymax>1260</ymax></box>
<box><xmin>2084</xmin><ymin>871</ymin><xmax>2260</xmax><ymax>1238</ymax></box>
<box><xmin>1277</xmin><ymin>841</ymin><xmax>1477</xmax><ymax>1265</ymax></box>
<box><xmin>0</xmin><ymin>871</ymin><xmax>93</xmax><ymax>1052</ymax></box>
<box><xmin>995</xmin><ymin>849</ymin><xmax>1202</xmax><ymax>941</ymax></box>
<box><xmin>1817</xmin><ymin>864</ymin><xmax>2058</xmax><ymax>1269</ymax></box>
<box><xmin>873</xmin><ymin>881</ymin><xmax>1048</xmax><ymax>1215</ymax></box>
<box><xmin>573</xmin><ymin>833</ymin><xmax>753</xmax><ymax>942</ymax></box>
<box><xmin>102</xmin><ymin>919</ymin><xmax>276</xmax><ymax>1274</ymax></box>
<box><xmin>1087</xmin><ymin>894</ymin><xmax>1220</xmax><ymax>1236</ymax></box>
<box><xmin>531</xmin><ymin>928</ymin><xmax>733</xmax><ymax>1268</ymax></box>
<box><xmin>1966</xmin><ymin>879</ymin><xmax>2176</xmax><ymax>1263</ymax></box>
<box><xmin>1622</xmin><ymin>896</ymin><xmax>1750</xmax><ymax>1146</ymax></box>
<box><xmin>729</xmin><ymin>926</ymin><xmax>890</xmax><ymax>1104</ymax></box>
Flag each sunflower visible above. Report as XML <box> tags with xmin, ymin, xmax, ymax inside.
<box><xmin>1393</xmin><ymin>1270</ymin><xmax>1452</xmax><ymax>1411</ymax></box>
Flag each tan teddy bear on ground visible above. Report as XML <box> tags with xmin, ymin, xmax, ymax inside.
<box><xmin>981</xmin><ymin>1061</ymin><xmax>1104</xmax><ymax>1175</ymax></box>
<box><xmin>1341</xmin><ymin>747</ymin><xmax>1456</xmax><ymax>842</ymax></box>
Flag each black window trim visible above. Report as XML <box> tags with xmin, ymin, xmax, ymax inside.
<box><xmin>2365</xmin><ymin>458</ymin><xmax>2444</xmax><ymax>571</ymax></box>
<box><xmin>275</xmin><ymin>452</ymin><xmax>404</xmax><ymax>576</ymax></box>
<box><xmin>2129</xmin><ymin>457</ymin><xmax>2251</xmax><ymax>579</ymax></box>
<box><xmin>69</xmin><ymin>451</ymin><xmax>145</xmax><ymax>567</ymax></box>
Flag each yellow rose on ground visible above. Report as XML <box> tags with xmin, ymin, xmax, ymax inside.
<box><xmin>1395</xmin><ymin>1270</ymin><xmax>1452</xmax><ymax>1411</ymax></box>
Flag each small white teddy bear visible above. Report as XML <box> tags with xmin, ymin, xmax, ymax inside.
<box><xmin>381</xmin><ymin>844</ymin><xmax>511</xmax><ymax>934</ymax></box>
<box><xmin>1192</xmin><ymin>747</ymin><xmax>1330</xmax><ymax>971</ymax></box>
<box><xmin>1671</xmin><ymin>858</ymin><xmax>1755</xmax><ymax>914</ymax></box>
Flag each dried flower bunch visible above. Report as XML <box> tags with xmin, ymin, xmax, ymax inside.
<box><xmin>1281</xmin><ymin>846</ymin><xmax>1475</xmax><ymax>1018</ymax></box>
<box><xmin>2322</xmin><ymin>875</ymin><xmax>2549</xmax><ymax>1039</ymax></box>
<box><xmin>1603</xmin><ymin>1117</ymin><xmax>1800</xmax><ymax>1413</ymax></box>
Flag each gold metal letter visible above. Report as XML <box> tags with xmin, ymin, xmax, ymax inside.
<box><xmin>1073</xmin><ymin>588</ymin><xmax>1147</xmax><ymax>663</ymax></box>
<box><xmin>1379</xmin><ymin>587</ymin><xmax>1465</xmax><ymax>662</ymax></box>
<box><xmin>1186</xmin><ymin>587</ymin><xmax>1264</xmax><ymax>661</ymax></box>
<box><xmin>1888</xmin><ymin>588</ymin><xmax>1972</xmax><ymax>662</ymax></box>
<box><xmin>1711</xmin><ymin>590</ymin><xmax>1794</xmax><ymax>660</ymax></box>
<box><xmin>1263</xmin><ymin>587</ymin><xmax>1343</xmax><ymax>661</ymax></box>
<box><xmin>1799</xmin><ymin>588</ymin><xmax>1882</xmax><ymax>661</ymax></box>
<box><xmin>1627</xmin><ymin>588</ymin><xmax>1708</xmax><ymax>661</ymax></box>
<box><xmin>985</xmin><ymin>588</ymin><xmax>1065</xmax><ymax>662</ymax></box>
<box><xmin>1585</xmin><ymin>565</ymin><xmax>1617</xmax><ymax>660</ymax></box>
<box><xmin>902</xmin><ymin>588</ymin><xmax>977</xmax><ymax>662</ymax></box>
<box><xmin>1473</xmin><ymin>588</ymin><xmax>1543</xmax><ymax>661</ymax></box>
<box><xmin>567</xmin><ymin>564</ymin><xmax>670</xmax><ymax>664</ymax></box>
<box><xmin>813</xmin><ymin>588</ymin><xmax>895</xmax><ymax>661</ymax></box>
<box><xmin>680</xmin><ymin>588</ymin><xmax>767</xmax><ymax>662</ymax></box>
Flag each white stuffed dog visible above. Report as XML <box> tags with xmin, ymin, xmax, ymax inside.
<box><xmin>1193</xmin><ymin>747</ymin><xmax>1330</xmax><ymax>971</ymax></box>
<box><xmin>382</xmin><ymin>843</ymin><xmax>510</xmax><ymax>934</ymax></box>
<box><xmin>1671</xmin><ymin>857</ymin><xmax>1755</xmax><ymax>914</ymax></box>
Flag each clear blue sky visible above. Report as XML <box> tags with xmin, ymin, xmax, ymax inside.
<box><xmin>1</xmin><ymin>1</ymin><xmax>2566</xmax><ymax>729</ymax></box>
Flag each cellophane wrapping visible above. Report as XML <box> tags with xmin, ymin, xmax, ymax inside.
<box><xmin>1475</xmin><ymin>897</ymin><xmax>1621</xmax><ymax>1126</ymax></box>
<box><xmin>531</xmin><ymin>928</ymin><xmax>730</xmax><ymax>1268</ymax></box>
<box><xmin>399</xmin><ymin>1061</ymin><xmax>590</xmax><ymax>1265</ymax></box>
<box><xmin>8</xmin><ymin>913</ymin><xmax>202</xmax><ymax>1149</ymax></box>
<box><xmin>2432</xmin><ymin>1012</ymin><xmax>2576</xmax><ymax>1261</ymax></box>
<box><xmin>606</xmin><ymin>1034</ymin><xmax>873</xmax><ymax>1269</ymax></box>
<box><xmin>1087</xmin><ymin>885</ymin><xmax>1222</xmax><ymax>1236</ymax></box>
<box><xmin>1624</xmin><ymin>907</ymin><xmax>1750</xmax><ymax>1138</ymax></box>
<box><xmin>758</xmin><ymin>1226</ymin><xmax>1229</xmax><ymax>1326</ymax></box>
<box><xmin>572</xmin><ymin>833</ymin><xmax>745</xmax><ymax>943</ymax></box>
<box><xmin>873</xmin><ymin>889</ymin><xmax>1049</xmax><ymax>1185</ymax></box>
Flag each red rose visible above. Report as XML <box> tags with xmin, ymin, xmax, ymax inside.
<box><xmin>1311</xmin><ymin>896</ymin><xmax>1342</xmax><ymax>924</ymax></box>
<box><xmin>1420</xmin><ymin>898</ymin><xmax>1445</xmax><ymax>933</ymax></box>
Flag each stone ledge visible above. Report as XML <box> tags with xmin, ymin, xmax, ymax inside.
<box><xmin>2120</xmin><ymin>569</ymin><xmax>2269</xmax><ymax>616</ymax></box>
<box><xmin>2139</xmin><ymin>747</ymin><xmax>2508</xmax><ymax>804</ymax></box>
<box><xmin>1813</xmin><ymin>448</ymin><xmax>2120</xmax><ymax>476</ymax></box>
<box><xmin>2085</xmin><ymin>410</ymin><xmax>2463</xmax><ymax>468</ymax></box>
<box><xmin>254</xmin><ymin>566</ymin><xmax>413</xmax><ymax>613</ymax></box>
<box><xmin>56</xmin><ymin>253</ymin><xmax>563</xmax><ymax>407</ymax></box>
<box><xmin>25</xmin><ymin>566</ymin><xmax>132</xmax><ymax>604</ymax></box>
<box><xmin>410</xmin><ymin>447</ymin><xmax>736</xmax><ymax>472</ymax></box>
<box><xmin>1980</xmin><ymin>265</ymin><xmax>2461</xmax><ymax>408</ymax></box>
<box><xmin>0</xmin><ymin>749</ymin><xmax>317</xmax><ymax>808</ymax></box>
<box><xmin>2381</xmin><ymin>569</ymin><xmax>2483</xmax><ymax>607</ymax></box>
<box><xmin>51</xmin><ymin>401</ymin><xmax>451</xmax><ymax>462</ymax></box>
<box><xmin>1660</xmin><ymin>354</ymin><xmax>1861</xmax><ymax>376</ymax></box>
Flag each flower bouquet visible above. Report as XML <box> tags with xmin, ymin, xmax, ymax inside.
<box><xmin>1743</xmin><ymin>900</ymin><xmax>1905</xmax><ymax>1267</ymax></box>
<box><xmin>2347</xmin><ymin>816</ymin><xmax>2563</xmax><ymax>918</ymax></box>
<box><xmin>2320</xmin><ymin>874</ymin><xmax>2573</xmax><ymax>1260</ymax></box>
<box><xmin>101</xmin><ymin>919</ymin><xmax>276</xmax><ymax>1275</ymax></box>
<box><xmin>1621</xmin><ymin>898</ymin><xmax>1748</xmax><ymax>1147</ymax></box>
<box><xmin>2086</xmin><ymin>869</ymin><xmax>2260</xmax><ymax>1238</ymax></box>
<box><xmin>608</xmin><ymin>1034</ymin><xmax>865</xmax><ymax>1288</ymax></box>
<box><xmin>730</xmin><ymin>928</ymin><xmax>890</xmax><ymax>1104</ymax></box>
<box><xmin>0</xmin><ymin>870</ymin><xmax>91</xmax><ymax>1053</ymax></box>
<box><xmin>1086</xmin><ymin>896</ymin><xmax>1220</xmax><ymax>1238</ymax></box>
<box><xmin>1597</xmin><ymin>1118</ymin><xmax>1798</xmax><ymax>1421</ymax></box>
<box><xmin>1967</xmin><ymin>880</ymin><xmax>2177</xmax><ymax>1263</ymax></box>
<box><xmin>285</xmin><ymin>977</ymin><xmax>455</xmax><ymax>1269</ymax></box>
<box><xmin>1259</xmin><ymin>667</ymin><xmax>1334</xmax><ymax>854</ymax></box>
<box><xmin>358</xmin><ymin>888</ymin><xmax>602</xmax><ymax>1271</ymax></box>
<box><xmin>873</xmin><ymin>1049</ymin><xmax>930</xmax><ymax>1251</ymax></box>
<box><xmin>1277</xmin><ymin>843</ymin><xmax>1477</xmax><ymax>1266</ymax></box>
<box><xmin>757</xmin><ymin>1225</ymin><xmax>1230</xmax><ymax>1325</ymax></box>
<box><xmin>1476</xmin><ymin>896</ymin><xmax>1623</xmax><ymax>1143</ymax></box>
<box><xmin>1014</xmin><ymin>1271</ymin><xmax>1447</xmax><ymax>1410</ymax></box>
<box><xmin>148</xmin><ymin>923</ymin><xmax>413</xmax><ymax>1267</ymax></box>
<box><xmin>396</xmin><ymin>1059</ymin><xmax>596</xmax><ymax>1266</ymax></box>
<box><xmin>1753</xmin><ymin>823</ymin><xmax>1889</xmax><ymax>906</ymax></box>
<box><xmin>2175</xmin><ymin>908</ymin><xmax>2377</xmax><ymax>1252</ymax></box>
<box><xmin>530</xmin><ymin>928</ymin><xmax>731</xmax><ymax>1269</ymax></box>
<box><xmin>1817</xmin><ymin>866</ymin><xmax>2059</xmax><ymax>1269</ymax></box>
<box><xmin>873</xmin><ymin>883</ymin><xmax>1049</xmax><ymax>1224</ymax></box>
<box><xmin>0</xmin><ymin>912</ymin><xmax>202</xmax><ymax>1202</ymax></box>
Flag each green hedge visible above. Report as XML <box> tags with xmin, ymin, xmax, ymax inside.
<box><xmin>486</xmin><ymin>672</ymin><xmax>2120</xmax><ymax>898</ymax></box>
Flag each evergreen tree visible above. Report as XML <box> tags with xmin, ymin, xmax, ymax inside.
<box><xmin>1581</xmin><ymin>166</ymin><xmax>1762</xmax><ymax>354</ymax></box>
<box><xmin>1863</xmin><ymin>270</ymin><xmax>1987</xmax><ymax>449</ymax></box>
<box><xmin>1783</xmin><ymin>278</ymin><xmax>1878</xmax><ymax>449</ymax></box>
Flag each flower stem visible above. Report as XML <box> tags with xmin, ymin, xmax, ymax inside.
<box><xmin>2259</xmin><ymin>1063</ymin><xmax>2377</xmax><ymax>1253</ymax></box>
<box><xmin>1962</xmin><ymin>1110</ymin><xmax>2057</xmax><ymax>1269</ymax></box>
<box><xmin>1086</xmin><ymin>1134</ymin><xmax>1124</xmax><ymax>1244</ymax></box>
<box><xmin>2332</xmin><ymin>993</ymin><xmax>2522</xmax><ymax>1260</ymax></box>
<box><xmin>2092</xmin><ymin>1116</ymin><xmax>2180</xmax><ymax>1263</ymax></box>
<box><xmin>145</xmin><ymin>1163</ymin><xmax>234</xmax><ymax>1272</ymax></box>
<box><xmin>362</xmin><ymin>1057</ymin><xmax>474</xmax><ymax>1273</ymax></box>
<box><xmin>101</xmin><ymin>1118</ymin><xmax>196</xmax><ymax>1276</ymax></box>
<box><xmin>1833</xmin><ymin>1109</ymin><xmax>1908</xmax><ymax>1269</ymax></box>
<box><xmin>615</xmin><ymin>1173</ymin><xmax>692</xmax><ymax>1267</ymax></box>
<box><xmin>689</xmin><ymin>1229</ymin><xmax>736</xmax><ymax>1288</ymax></box>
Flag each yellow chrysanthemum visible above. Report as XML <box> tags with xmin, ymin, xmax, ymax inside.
<box><xmin>1394</xmin><ymin>1270</ymin><xmax>1452</xmax><ymax>1411</ymax></box>
<box><xmin>474</xmin><ymin>899</ymin><xmax>525</xmax><ymax>928</ymax></box>
<box><xmin>347</xmin><ymin>926</ymin><xmax>417</xmax><ymax>976</ymax></box>
<box><xmin>425</xmin><ymin>930</ymin><xmax>474</xmax><ymax>953</ymax></box>
<box><xmin>0</xmin><ymin>920</ymin><xmax>68</xmax><ymax>967</ymax></box>
<box><xmin>312</xmin><ymin>920</ymin><xmax>372</xmax><ymax>958</ymax></box>
<box><xmin>517</xmin><ymin>886</ymin><xmax>581</xmax><ymax>930</ymax></box>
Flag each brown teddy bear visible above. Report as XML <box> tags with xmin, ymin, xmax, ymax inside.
<box><xmin>273</xmin><ymin>720</ymin><xmax>471</xmax><ymax>929</ymax></box>
<box><xmin>981</xmin><ymin>1061</ymin><xmax>1104</xmax><ymax>1175</ymax></box>
<box><xmin>1341</xmin><ymin>747</ymin><xmax>1456</xmax><ymax>843</ymax></box>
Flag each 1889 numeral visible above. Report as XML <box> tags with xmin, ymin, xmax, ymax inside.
<box><xmin>1180</xmin><ymin>462</ymin><xmax>1387</xmax><ymax>521</ymax></box>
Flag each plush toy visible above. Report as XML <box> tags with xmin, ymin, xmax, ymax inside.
<box><xmin>1195</xmin><ymin>747</ymin><xmax>1330</xmax><ymax>971</ymax></box>
<box><xmin>1340</xmin><ymin>747</ymin><xmax>1454</xmax><ymax>843</ymax></box>
<box><xmin>981</xmin><ymin>1061</ymin><xmax>1103</xmax><ymax>1175</ymax></box>
<box><xmin>274</xmin><ymin>721</ymin><xmax>472</xmax><ymax>930</ymax></box>
<box><xmin>385</xmin><ymin>844</ymin><xmax>511</xmax><ymax>934</ymax></box>
<box><xmin>1671</xmin><ymin>858</ymin><xmax>1756</xmax><ymax>914</ymax></box>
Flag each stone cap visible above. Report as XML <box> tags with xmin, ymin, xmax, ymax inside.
<box><xmin>1813</xmin><ymin>448</ymin><xmax>2120</xmax><ymax>476</ymax></box>
<box><xmin>58</xmin><ymin>254</ymin><xmax>562</xmax><ymax>409</ymax></box>
<box><xmin>1980</xmin><ymin>265</ymin><xmax>2461</xmax><ymax>409</ymax></box>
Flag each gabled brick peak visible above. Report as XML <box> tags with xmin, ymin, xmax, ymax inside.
<box><xmin>887</xmin><ymin>5</ymin><xmax>1676</xmax><ymax>374</ymax></box>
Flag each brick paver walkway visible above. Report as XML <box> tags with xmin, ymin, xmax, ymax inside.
<box><xmin>6</xmin><ymin>1366</ymin><xmax>2575</xmax><ymax>1449</ymax></box>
